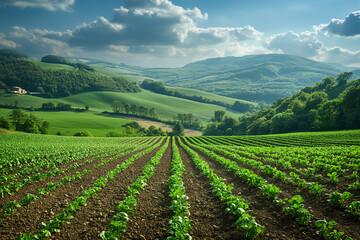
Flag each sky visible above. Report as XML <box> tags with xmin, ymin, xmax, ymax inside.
<box><xmin>0</xmin><ymin>0</ymin><xmax>360</xmax><ymax>68</ymax></box>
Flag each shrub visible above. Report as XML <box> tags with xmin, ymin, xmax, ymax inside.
<box><xmin>74</xmin><ymin>131</ymin><xmax>93</xmax><ymax>137</ymax></box>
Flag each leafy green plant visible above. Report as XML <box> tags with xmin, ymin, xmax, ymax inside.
<box><xmin>346</xmin><ymin>201</ymin><xmax>360</xmax><ymax>216</ymax></box>
<box><xmin>315</xmin><ymin>220</ymin><xmax>353</xmax><ymax>240</ymax></box>
<box><xmin>329</xmin><ymin>192</ymin><xmax>352</xmax><ymax>207</ymax></box>
<box><xmin>348</xmin><ymin>181</ymin><xmax>360</xmax><ymax>190</ymax></box>
<box><xmin>327</xmin><ymin>172</ymin><xmax>339</xmax><ymax>184</ymax></box>
<box><xmin>283</xmin><ymin>195</ymin><xmax>312</xmax><ymax>225</ymax></box>
<box><xmin>309</xmin><ymin>182</ymin><xmax>326</xmax><ymax>196</ymax></box>
<box><xmin>261</xmin><ymin>184</ymin><xmax>280</xmax><ymax>201</ymax></box>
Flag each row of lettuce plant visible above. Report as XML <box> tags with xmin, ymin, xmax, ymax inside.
<box><xmin>0</xmin><ymin>137</ymin><xmax>150</xmax><ymax>184</ymax></box>
<box><xmin>100</xmin><ymin>137</ymin><xmax>170</xmax><ymax>240</ymax></box>
<box><xmin>0</xmin><ymin>136</ymin><xmax>144</xmax><ymax>176</ymax></box>
<box><xmin>187</xmin><ymin>138</ymin><xmax>355</xmax><ymax>239</ymax></box>
<box><xmin>199</xmin><ymin>143</ymin><xmax>359</xmax><ymax>218</ymax></box>
<box><xmin>1</xmin><ymin>139</ymin><xmax>158</xmax><ymax>217</ymax></box>
<box><xmin>213</xmin><ymin>144</ymin><xmax>360</xmax><ymax>210</ymax></box>
<box><xmin>0</xmin><ymin>143</ymin><xmax>137</xmax><ymax>198</ymax></box>
<box><xmin>178</xmin><ymin>137</ymin><xmax>265</xmax><ymax>239</ymax></box>
<box><xmin>0</xmin><ymin>137</ymin><xmax>148</xmax><ymax>186</ymax></box>
<box><xmin>213</xmin><ymin>144</ymin><xmax>356</xmax><ymax>195</ymax></box>
<box><xmin>167</xmin><ymin>137</ymin><xmax>192</xmax><ymax>240</ymax></box>
<box><xmin>15</xmin><ymin>138</ymin><xmax>165</xmax><ymax>240</ymax></box>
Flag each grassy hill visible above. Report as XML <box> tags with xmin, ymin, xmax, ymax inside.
<box><xmin>167</xmin><ymin>86</ymin><xmax>255</xmax><ymax>106</ymax></box>
<box><xmin>0</xmin><ymin>108</ymin><xmax>131</xmax><ymax>136</ymax></box>
<box><xmin>203</xmin><ymin>75</ymin><xmax>360</xmax><ymax>136</ymax></box>
<box><xmin>0</xmin><ymin>52</ymin><xmax>140</xmax><ymax>98</ymax></box>
<box><xmin>76</xmin><ymin>54</ymin><xmax>346</xmax><ymax>103</ymax></box>
<box><xmin>0</xmin><ymin>90</ymin><xmax>241</xmax><ymax>121</ymax></box>
<box><xmin>0</xmin><ymin>89</ymin><xmax>244</xmax><ymax>136</ymax></box>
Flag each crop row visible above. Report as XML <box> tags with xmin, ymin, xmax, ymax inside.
<box><xmin>15</xmin><ymin>138</ymin><xmax>165</xmax><ymax>239</ymax></box>
<box><xmin>0</xmin><ymin>138</ymin><xmax>159</xmax><ymax>218</ymax></box>
<box><xmin>184</xmin><ymin>138</ymin><xmax>356</xmax><ymax>239</ymax></box>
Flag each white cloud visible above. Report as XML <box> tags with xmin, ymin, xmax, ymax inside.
<box><xmin>318</xmin><ymin>11</ymin><xmax>360</xmax><ymax>37</ymax></box>
<box><xmin>0</xmin><ymin>32</ymin><xmax>17</xmax><ymax>48</ymax></box>
<box><xmin>7</xmin><ymin>26</ymin><xmax>72</xmax><ymax>56</ymax></box>
<box><xmin>263</xmin><ymin>31</ymin><xmax>323</xmax><ymax>57</ymax></box>
<box><xmin>0</xmin><ymin>0</ymin><xmax>75</xmax><ymax>11</ymax></box>
<box><xmin>316</xmin><ymin>46</ymin><xmax>360</xmax><ymax>65</ymax></box>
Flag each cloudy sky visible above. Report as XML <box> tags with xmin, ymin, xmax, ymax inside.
<box><xmin>0</xmin><ymin>0</ymin><xmax>360</xmax><ymax>67</ymax></box>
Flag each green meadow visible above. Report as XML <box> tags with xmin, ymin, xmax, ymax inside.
<box><xmin>0</xmin><ymin>90</ymin><xmax>241</xmax><ymax>121</ymax></box>
<box><xmin>0</xmin><ymin>108</ymin><xmax>131</xmax><ymax>137</ymax></box>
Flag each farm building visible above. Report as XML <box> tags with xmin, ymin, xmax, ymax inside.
<box><xmin>9</xmin><ymin>86</ymin><xmax>27</xmax><ymax>94</ymax></box>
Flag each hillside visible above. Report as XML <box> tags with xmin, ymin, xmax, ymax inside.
<box><xmin>202</xmin><ymin>73</ymin><xmax>360</xmax><ymax>136</ymax></box>
<box><xmin>75</xmin><ymin>54</ymin><xmax>352</xmax><ymax>103</ymax></box>
<box><xmin>0</xmin><ymin>90</ymin><xmax>241</xmax><ymax>122</ymax></box>
<box><xmin>0</xmin><ymin>52</ymin><xmax>140</xmax><ymax>97</ymax></box>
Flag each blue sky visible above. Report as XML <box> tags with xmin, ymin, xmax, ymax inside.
<box><xmin>0</xmin><ymin>0</ymin><xmax>360</xmax><ymax>67</ymax></box>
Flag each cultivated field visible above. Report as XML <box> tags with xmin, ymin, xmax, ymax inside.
<box><xmin>0</xmin><ymin>131</ymin><xmax>359</xmax><ymax>239</ymax></box>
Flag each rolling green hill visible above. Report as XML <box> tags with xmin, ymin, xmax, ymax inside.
<box><xmin>202</xmin><ymin>73</ymin><xmax>360</xmax><ymax>136</ymax></box>
<box><xmin>0</xmin><ymin>90</ymin><xmax>241</xmax><ymax>122</ymax></box>
<box><xmin>75</xmin><ymin>54</ymin><xmax>348</xmax><ymax>103</ymax></box>
<box><xmin>0</xmin><ymin>51</ymin><xmax>140</xmax><ymax>98</ymax></box>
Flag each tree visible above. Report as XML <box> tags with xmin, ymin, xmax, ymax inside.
<box><xmin>336</xmin><ymin>72</ymin><xmax>353</xmax><ymax>86</ymax></box>
<box><xmin>111</xmin><ymin>100</ymin><xmax>122</xmax><ymax>113</ymax></box>
<box><xmin>0</xmin><ymin>116</ymin><xmax>12</xmax><ymax>129</ymax></box>
<box><xmin>172</xmin><ymin>121</ymin><xmax>184</xmax><ymax>136</ymax></box>
<box><xmin>10</xmin><ymin>109</ymin><xmax>27</xmax><ymax>130</ymax></box>
<box><xmin>212</xmin><ymin>110</ymin><xmax>225</xmax><ymax>122</ymax></box>
<box><xmin>41</xmin><ymin>121</ymin><xmax>50</xmax><ymax>134</ymax></box>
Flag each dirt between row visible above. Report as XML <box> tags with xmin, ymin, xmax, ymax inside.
<box><xmin>0</xmin><ymin>140</ymin><xmax>163</xmax><ymax>239</ymax></box>
<box><xmin>177</xmin><ymin>139</ymin><xmax>245</xmax><ymax>239</ymax></box>
<box><xmin>202</xmin><ymin>146</ymin><xmax>360</xmax><ymax>240</ymax></box>
<box><xmin>122</xmin><ymin>139</ymin><xmax>173</xmax><ymax>239</ymax></box>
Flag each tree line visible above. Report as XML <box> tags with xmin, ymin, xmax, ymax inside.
<box><xmin>171</xmin><ymin>113</ymin><xmax>203</xmax><ymax>130</ymax></box>
<box><xmin>203</xmin><ymin>72</ymin><xmax>360</xmax><ymax>135</ymax></box>
<box><xmin>110</xmin><ymin>100</ymin><xmax>160</xmax><ymax>120</ymax></box>
<box><xmin>140</xmin><ymin>79</ymin><xmax>253</xmax><ymax>113</ymax></box>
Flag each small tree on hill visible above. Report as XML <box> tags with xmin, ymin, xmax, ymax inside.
<box><xmin>172</xmin><ymin>121</ymin><xmax>184</xmax><ymax>136</ymax></box>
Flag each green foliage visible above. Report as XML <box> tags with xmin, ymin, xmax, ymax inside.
<box><xmin>74</xmin><ymin>130</ymin><xmax>93</xmax><ymax>137</ymax></box>
<box><xmin>172</xmin><ymin>113</ymin><xmax>202</xmax><ymax>130</ymax></box>
<box><xmin>0</xmin><ymin>49</ymin><xmax>28</xmax><ymax>59</ymax></box>
<box><xmin>315</xmin><ymin>220</ymin><xmax>353</xmax><ymax>240</ymax></box>
<box><xmin>141</xmin><ymin>78</ymin><xmax>234</xmax><ymax>109</ymax></box>
<box><xmin>110</xmin><ymin>100</ymin><xmax>160</xmax><ymax>120</ymax></box>
<box><xmin>0</xmin><ymin>56</ymin><xmax>140</xmax><ymax>97</ymax></box>
<box><xmin>8</xmin><ymin>109</ymin><xmax>49</xmax><ymax>134</ymax></box>
<box><xmin>329</xmin><ymin>192</ymin><xmax>352</xmax><ymax>207</ymax></box>
<box><xmin>127</xmin><ymin>54</ymin><xmax>342</xmax><ymax>103</ymax></box>
<box><xmin>205</xmin><ymin>73</ymin><xmax>360</xmax><ymax>136</ymax></box>
<box><xmin>283</xmin><ymin>195</ymin><xmax>313</xmax><ymax>225</ymax></box>
<box><xmin>172</xmin><ymin>121</ymin><xmax>184</xmax><ymax>136</ymax></box>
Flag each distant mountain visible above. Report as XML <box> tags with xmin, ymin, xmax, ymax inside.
<box><xmin>141</xmin><ymin>54</ymin><xmax>344</xmax><ymax>103</ymax></box>
<box><xmin>75</xmin><ymin>54</ymin><xmax>345</xmax><ymax>103</ymax></box>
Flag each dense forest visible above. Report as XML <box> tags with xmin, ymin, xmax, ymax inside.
<box><xmin>0</xmin><ymin>51</ymin><xmax>140</xmax><ymax>97</ymax></box>
<box><xmin>140</xmin><ymin>79</ymin><xmax>252</xmax><ymax>112</ymax></box>
<box><xmin>203</xmin><ymin>72</ymin><xmax>360</xmax><ymax>135</ymax></box>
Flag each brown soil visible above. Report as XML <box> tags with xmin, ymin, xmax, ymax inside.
<box><xmin>122</xmin><ymin>139</ymin><xmax>173</xmax><ymax>239</ymax></box>
<box><xmin>0</xmin><ymin>141</ymin><xmax>163</xmax><ymax>239</ymax></box>
<box><xmin>177</xmin><ymin>140</ymin><xmax>244</xmax><ymax>239</ymax></box>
